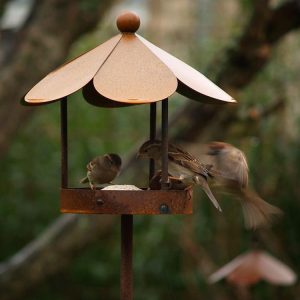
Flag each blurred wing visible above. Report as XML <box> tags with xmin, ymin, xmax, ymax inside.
<box><xmin>258</xmin><ymin>252</ymin><xmax>297</xmax><ymax>285</ymax></box>
<box><xmin>208</xmin><ymin>252</ymin><xmax>250</xmax><ymax>283</ymax></box>
<box><xmin>210</xmin><ymin>149</ymin><xmax>249</xmax><ymax>187</ymax></box>
<box><xmin>235</xmin><ymin>150</ymin><xmax>249</xmax><ymax>187</ymax></box>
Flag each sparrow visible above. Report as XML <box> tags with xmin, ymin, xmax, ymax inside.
<box><xmin>207</xmin><ymin>142</ymin><xmax>282</xmax><ymax>229</ymax></box>
<box><xmin>80</xmin><ymin>153</ymin><xmax>122</xmax><ymax>190</ymax></box>
<box><xmin>137</xmin><ymin>140</ymin><xmax>222</xmax><ymax>211</ymax></box>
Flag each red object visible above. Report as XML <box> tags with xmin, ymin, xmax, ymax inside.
<box><xmin>209</xmin><ymin>250</ymin><xmax>297</xmax><ymax>286</ymax></box>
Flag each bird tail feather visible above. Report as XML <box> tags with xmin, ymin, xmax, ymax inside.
<box><xmin>241</xmin><ymin>189</ymin><xmax>282</xmax><ymax>229</ymax></box>
<box><xmin>195</xmin><ymin>176</ymin><xmax>222</xmax><ymax>212</ymax></box>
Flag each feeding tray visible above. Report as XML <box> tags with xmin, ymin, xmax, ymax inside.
<box><xmin>60</xmin><ymin>187</ymin><xmax>193</xmax><ymax>215</ymax></box>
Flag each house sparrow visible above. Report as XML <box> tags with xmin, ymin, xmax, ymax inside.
<box><xmin>137</xmin><ymin>140</ymin><xmax>222</xmax><ymax>211</ymax></box>
<box><xmin>207</xmin><ymin>142</ymin><xmax>282</xmax><ymax>229</ymax></box>
<box><xmin>80</xmin><ymin>153</ymin><xmax>122</xmax><ymax>190</ymax></box>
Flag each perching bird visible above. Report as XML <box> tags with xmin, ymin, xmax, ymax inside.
<box><xmin>80</xmin><ymin>153</ymin><xmax>122</xmax><ymax>190</ymax></box>
<box><xmin>207</xmin><ymin>142</ymin><xmax>282</xmax><ymax>229</ymax></box>
<box><xmin>137</xmin><ymin>140</ymin><xmax>222</xmax><ymax>212</ymax></box>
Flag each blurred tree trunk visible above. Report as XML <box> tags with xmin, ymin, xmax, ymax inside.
<box><xmin>0</xmin><ymin>0</ymin><xmax>117</xmax><ymax>158</ymax></box>
<box><xmin>0</xmin><ymin>1</ymin><xmax>300</xmax><ymax>299</ymax></box>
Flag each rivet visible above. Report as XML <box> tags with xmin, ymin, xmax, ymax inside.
<box><xmin>160</xmin><ymin>204</ymin><xmax>169</xmax><ymax>214</ymax></box>
<box><xmin>96</xmin><ymin>198</ymin><xmax>104</xmax><ymax>205</ymax></box>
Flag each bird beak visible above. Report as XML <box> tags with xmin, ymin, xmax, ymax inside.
<box><xmin>136</xmin><ymin>152</ymin><xmax>141</xmax><ymax>159</ymax></box>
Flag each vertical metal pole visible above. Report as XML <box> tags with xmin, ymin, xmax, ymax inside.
<box><xmin>161</xmin><ymin>99</ymin><xmax>169</xmax><ymax>189</ymax></box>
<box><xmin>149</xmin><ymin>103</ymin><xmax>157</xmax><ymax>181</ymax></box>
<box><xmin>121</xmin><ymin>215</ymin><xmax>133</xmax><ymax>300</ymax></box>
<box><xmin>60</xmin><ymin>97</ymin><xmax>68</xmax><ymax>188</ymax></box>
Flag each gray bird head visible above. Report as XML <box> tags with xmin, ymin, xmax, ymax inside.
<box><xmin>107</xmin><ymin>153</ymin><xmax>122</xmax><ymax>168</ymax></box>
<box><xmin>207</xmin><ymin>141</ymin><xmax>227</xmax><ymax>155</ymax></box>
<box><xmin>137</xmin><ymin>140</ymin><xmax>162</xmax><ymax>160</ymax></box>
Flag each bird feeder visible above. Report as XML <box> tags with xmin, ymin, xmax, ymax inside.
<box><xmin>23</xmin><ymin>11</ymin><xmax>235</xmax><ymax>300</ymax></box>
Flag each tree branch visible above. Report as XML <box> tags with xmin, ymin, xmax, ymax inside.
<box><xmin>175</xmin><ymin>0</ymin><xmax>300</xmax><ymax>143</ymax></box>
<box><xmin>217</xmin><ymin>0</ymin><xmax>300</xmax><ymax>91</ymax></box>
<box><xmin>0</xmin><ymin>0</ymin><xmax>116</xmax><ymax>158</ymax></box>
<box><xmin>246</xmin><ymin>97</ymin><xmax>285</xmax><ymax>121</ymax></box>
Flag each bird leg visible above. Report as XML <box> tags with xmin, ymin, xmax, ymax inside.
<box><xmin>89</xmin><ymin>182</ymin><xmax>95</xmax><ymax>190</ymax></box>
<box><xmin>169</xmin><ymin>175</ymin><xmax>182</xmax><ymax>181</ymax></box>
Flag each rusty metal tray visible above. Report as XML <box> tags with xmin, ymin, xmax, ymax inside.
<box><xmin>60</xmin><ymin>188</ymin><xmax>193</xmax><ymax>215</ymax></box>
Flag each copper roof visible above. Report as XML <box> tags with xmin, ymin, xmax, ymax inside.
<box><xmin>24</xmin><ymin>11</ymin><xmax>236</xmax><ymax>107</ymax></box>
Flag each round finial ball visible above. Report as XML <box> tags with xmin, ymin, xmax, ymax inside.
<box><xmin>116</xmin><ymin>11</ymin><xmax>140</xmax><ymax>33</ymax></box>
